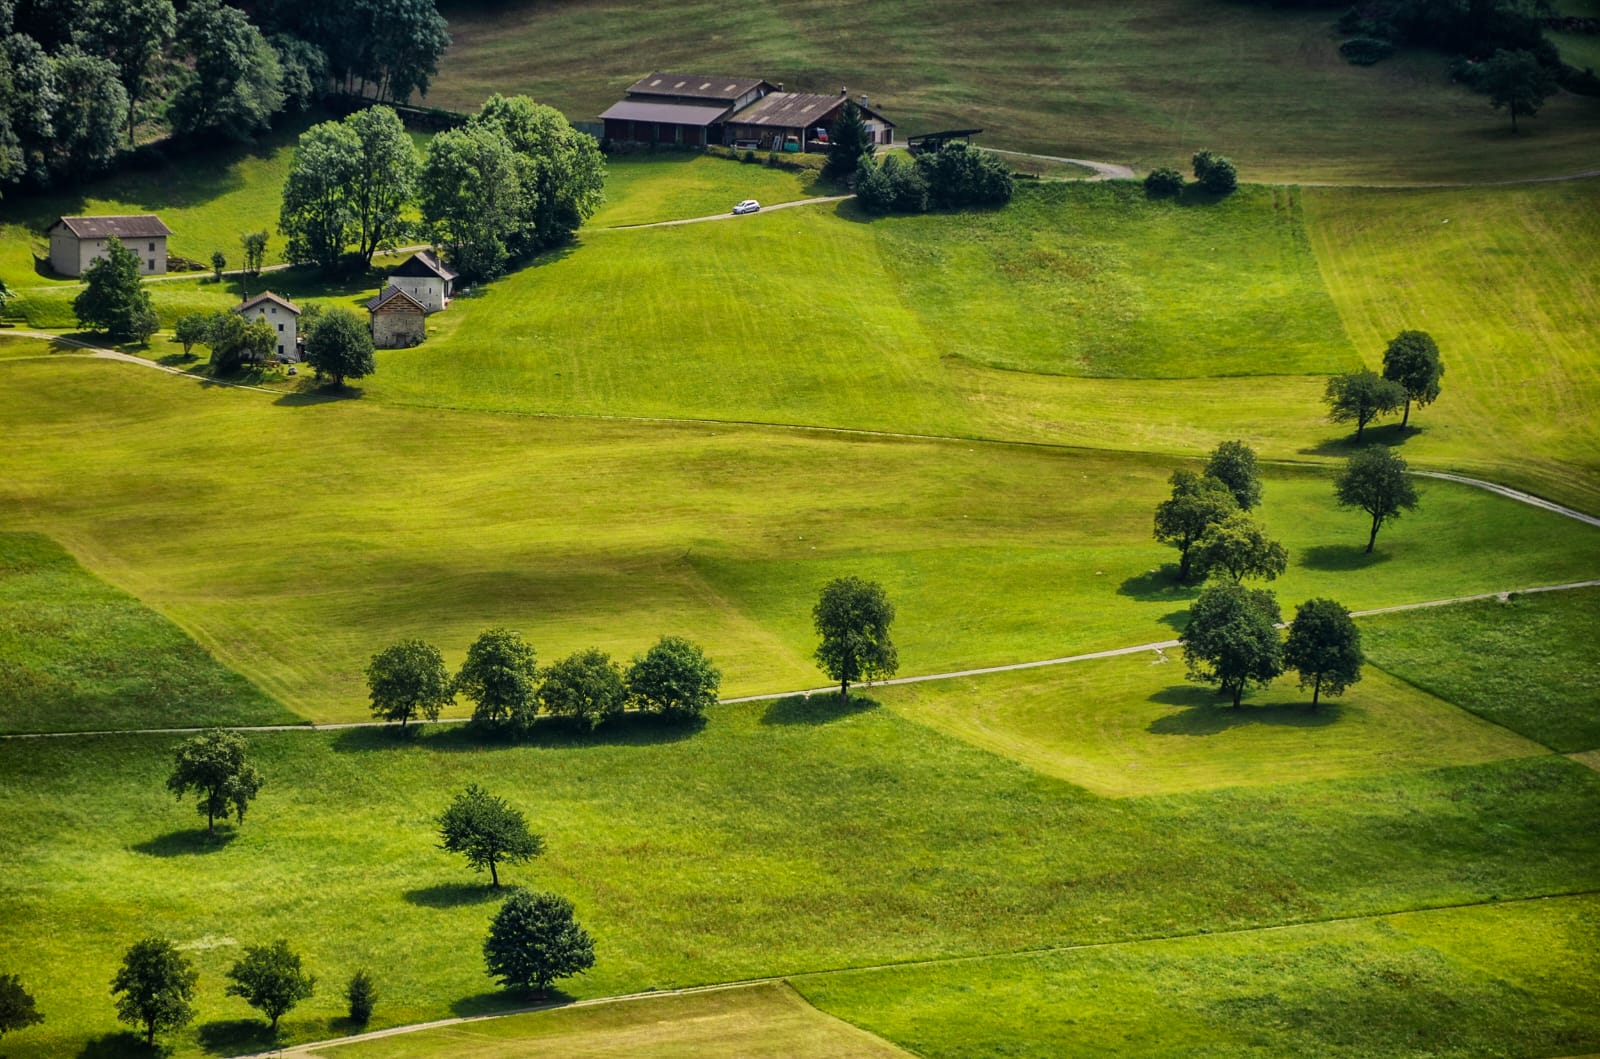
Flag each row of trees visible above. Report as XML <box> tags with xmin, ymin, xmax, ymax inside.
<box><xmin>279</xmin><ymin>96</ymin><xmax>606</xmax><ymax>279</ymax></box>
<box><xmin>107</xmin><ymin>935</ymin><xmax>321</xmax><ymax>1044</ymax></box>
<box><xmin>1323</xmin><ymin>330</ymin><xmax>1445</xmax><ymax>440</ymax></box>
<box><xmin>366</xmin><ymin>632</ymin><xmax>722</xmax><ymax>735</ymax></box>
<box><xmin>0</xmin><ymin>0</ymin><xmax>449</xmax><ymax>197</ymax></box>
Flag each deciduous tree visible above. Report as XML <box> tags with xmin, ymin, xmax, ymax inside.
<box><xmin>483</xmin><ymin>889</ymin><xmax>595</xmax><ymax>996</ymax></box>
<box><xmin>626</xmin><ymin>636</ymin><xmax>721</xmax><ymax>722</ymax></box>
<box><xmin>170</xmin><ymin>0</ymin><xmax>284</xmax><ymax>141</ymax></box>
<box><xmin>347</xmin><ymin>105</ymin><xmax>419</xmax><ymax>264</ymax></box>
<box><xmin>110</xmin><ymin>937</ymin><xmax>197</xmax><ymax>1047</ymax></box>
<box><xmin>366</xmin><ymin>638</ymin><xmax>452</xmax><ymax>730</ymax></box>
<box><xmin>166</xmin><ymin>728</ymin><xmax>264</xmax><ymax>832</ymax></box>
<box><xmin>1283</xmin><ymin>597</ymin><xmax>1363</xmax><ymax>706</ymax></box>
<box><xmin>1204</xmin><ymin>439</ymin><xmax>1263</xmax><ymax>510</ymax></box>
<box><xmin>813</xmin><ymin>576</ymin><xmax>898</xmax><ymax>702</ymax></box>
<box><xmin>437</xmin><ymin>784</ymin><xmax>543</xmax><ymax>888</ymax></box>
<box><xmin>1152</xmin><ymin>470</ymin><xmax>1239</xmax><ymax>582</ymax></box>
<box><xmin>302</xmin><ymin>307</ymin><xmax>374</xmax><ymax>387</ymax></box>
<box><xmin>1335</xmin><ymin>447</ymin><xmax>1420</xmax><ymax>553</ymax></box>
<box><xmin>1323</xmin><ymin>369</ymin><xmax>1406</xmax><ymax>441</ymax></box>
<box><xmin>1179</xmin><ymin>582</ymin><xmax>1284</xmax><ymax>707</ymax></box>
<box><xmin>1191</xmin><ymin>149</ymin><xmax>1237</xmax><ymax>194</ymax></box>
<box><xmin>0</xmin><ymin>972</ymin><xmax>44</xmax><ymax>1038</ymax></box>
<box><xmin>421</xmin><ymin>124</ymin><xmax>522</xmax><ymax>280</ymax></box>
<box><xmin>1381</xmin><ymin>330</ymin><xmax>1444</xmax><ymax>428</ymax></box>
<box><xmin>224</xmin><ymin>939</ymin><xmax>314</xmax><ymax>1033</ymax></box>
<box><xmin>539</xmin><ymin>647</ymin><xmax>627</xmax><ymax>732</ymax></box>
<box><xmin>455</xmin><ymin>627</ymin><xmax>538</xmax><ymax>732</ymax></box>
<box><xmin>240</xmin><ymin>229</ymin><xmax>268</xmax><ymax>277</ymax></box>
<box><xmin>1191</xmin><ymin>513</ymin><xmax>1289</xmax><ymax>583</ymax></box>
<box><xmin>47</xmin><ymin>45</ymin><xmax>127</xmax><ymax>176</ymax></box>
<box><xmin>472</xmin><ymin>94</ymin><xmax>604</xmax><ymax>254</ymax></box>
<box><xmin>279</xmin><ymin>117</ymin><xmax>358</xmax><ymax>269</ymax></box>
<box><xmin>73</xmin><ymin>238</ymin><xmax>157</xmax><ymax>342</ymax></box>
<box><xmin>173</xmin><ymin>311</ymin><xmax>209</xmax><ymax>356</ymax></box>
<box><xmin>1480</xmin><ymin>48</ymin><xmax>1556</xmax><ymax>131</ymax></box>
<box><xmin>77</xmin><ymin>0</ymin><xmax>173</xmax><ymax>144</ymax></box>
<box><xmin>205</xmin><ymin>310</ymin><xmax>275</xmax><ymax>372</ymax></box>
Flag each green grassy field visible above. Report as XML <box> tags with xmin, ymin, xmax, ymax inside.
<box><xmin>589</xmin><ymin>153</ymin><xmax>823</xmax><ymax>229</ymax></box>
<box><xmin>429</xmin><ymin>0</ymin><xmax>1600</xmax><ymax>182</ymax></box>
<box><xmin>313</xmin><ymin>983</ymin><xmax>914</xmax><ymax>1058</ymax></box>
<box><xmin>1363</xmin><ymin>587</ymin><xmax>1600</xmax><ymax>753</ymax></box>
<box><xmin>5</xmin><ymin>353</ymin><xmax>1597</xmax><ymax>723</ymax></box>
<box><xmin>0</xmin><ymin>531</ymin><xmax>294</xmax><ymax>733</ymax></box>
<box><xmin>2</xmin><ymin>709</ymin><xmax>1595</xmax><ymax>1055</ymax></box>
<box><xmin>796</xmin><ymin>895</ymin><xmax>1600</xmax><ymax>1058</ymax></box>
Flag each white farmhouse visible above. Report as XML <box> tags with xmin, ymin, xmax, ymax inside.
<box><xmin>385</xmin><ymin>250</ymin><xmax>457</xmax><ymax>313</ymax></box>
<box><xmin>235</xmin><ymin>291</ymin><xmax>302</xmax><ymax>361</ymax></box>
<box><xmin>47</xmin><ymin>215</ymin><xmax>171</xmax><ymax>277</ymax></box>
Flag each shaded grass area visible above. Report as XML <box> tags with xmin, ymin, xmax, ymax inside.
<box><xmin>312</xmin><ymin>982</ymin><xmax>914</xmax><ymax>1058</ymax></box>
<box><xmin>0</xmin><ymin>712</ymin><xmax>1596</xmax><ymax>1055</ymax></box>
<box><xmin>796</xmin><ymin>896</ymin><xmax>1600</xmax><ymax>1059</ymax></box>
<box><xmin>3</xmin><ymin>356</ymin><xmax>1597</xmax><ymax>723</ymax></box>
<box><xmin>589</xmin><ymin>153</ymin><xmax>824</xmax><ymax>228</ymax></box>
<box><xmin>875</xmin><ymin>649</ymin><xmax>1542</xmax><ymax>796</ymax></box>
<box><xmin>1362</xmin><ymin>587</ymin><xmax>1600</xmax><ymax>753</ymax></box>
<box><xmin>429</xmin><ymin>0</ymin><xmax>1600</xmax><ymax>182</ymax></box>
<box><xmin>0</xmin><ymin>532</ymin><xmax>296</xmax><ymax>733</ymax></box>
<box><xmin>1304</xmin><ymin>180</ymin><xmax>1600</xmax><ymax>512</ymax></box>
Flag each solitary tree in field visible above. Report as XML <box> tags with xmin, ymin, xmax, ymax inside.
<box><xmin>166</xmin><ymin>728</ymin><xmax>264</xmax><ymax>832</ymax></box>
<box><xmin>73</xmin><ymin>238</ymin><xmax>158</xmax><ymax>342</ymax></box>
<box><xmin>1334</xmin><ymin>447</ymin><xmax>1420</xmax><ymax>553</ymax></box>
<box><xmin>110</xmin><ymin>937</ymin><xmax>197</xmax><ymax>1047</ymax></box>
<box><xmin>346</xmin><ymin>969</ymin><xmax>377</xmax><ymax>1024</ymax></box>
<box><xmin>813</xmin><ymin>576</ymin><xmax>899</xmax><ymax>702</ymax></box>
<box><xmin>1191</xmin><ymin>513</ymin><xmax>1289</xmax><ymax>583</ymax></box>
<box><xmin>484</xmin><ymin>889</ymin><xmax>595</xmax><ymax>997</ymax></box>
<box><xmin>539</xmin><ymin>648</ymin><xmax>628</xmax><ymax>732</ymax></box>
<box><xmin>1179</xmin><ymin>582</ymin><xmax>1284</xmax><ymax>707</ymax></box>
<box><xmin>366</xmin><ymin>639</ymin><xmax>453</xmax><ymax>731</ymax></box>
<box><xmin>1381</xmin><ymin>330</ymin><xmax>1444</xmax><ymax>428</ymax></box>
<box><xmin>1480</xmin><ymin>49</ymin><xmax>1557</xmax><ymax>132</ymax></box>
<box><xmin>302</xmin><ymin>307</ymin><xmax>375</xmax><ymax>388</ymax></box>
<box><xmin>1323</xmin><ymin>369</ymin><xmax>1406</xmax><ymax>441</ymax></box>
<box><xmin>437</xmin><ymin>784</ymin><xmax>544</xmax><ymax>888</ymax></box>
<box><xmin>0</xmin><ymin>972</ymin><xmax>44</xmax><ymax>1039</ymax></box>
<box><xmin>1283</xmin><ymin>598</ymin><xmax>1363</xmax><ymax>707</ymax></box>
<box><xmin>1204</xmin><ymin>440</ymin><xmax>1263</xmax><ymax>510</ymax></box>
<box><xmin>626</xmin><ymin>636</ymin><xmax>721</xmax><ymax>722</ymax></box>
<box><xmin>225</xmin><ymin>939</ymin><xmax>314</xmax><ymax>1034</ymax></box>
<box><xmin>211</xmin><ymin>250</ymin><xmax>227</xmax><ymax>282</ymax></box>
<box><xmin>455</xmin><ymin>628</ymin><xmax>539</xmax><ymax>732</ymax></box>
<box><xmin>1152</xmin><ymin>470</ymin><xmax>1239</xmax><ymax>582</ymax></box>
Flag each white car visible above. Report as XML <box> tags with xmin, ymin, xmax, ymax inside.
<box><xmin>732</xmin><ymin>199</ymin><xmax>761</xmax><ymax>215</ymax></box>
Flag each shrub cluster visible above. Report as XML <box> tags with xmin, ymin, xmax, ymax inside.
<box><xmin>1339</xmin><ymin>36</ymin><xmax>1395</xmax><ymax>65</ymax></box>
<box><xmin>856</xmin><ymin>142</ymin><xmax>1013</xmax><ymax>215</ymax></box>
<box><xmin>1142</xmin><ymin>151</ymin><xmax>1238</xmax><ymax>199</ymax></box>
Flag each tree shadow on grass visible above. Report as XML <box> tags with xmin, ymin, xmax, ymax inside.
<box><xmin>761</xmin><ymin>692</ymin><xmax>880</xmax><ymax>726</ymax></box>
<box><xmin>403</xmin><ymin>881</ymin><xmax>504</xmax><ymax>909</ymax></box>
<box><xmin>330</xmin><ymin>712</ymin><xmax>704</xmax><ymax>754</ymax></box>
<box><xmin>1300</xmin><ymin>544</ymin><xmax>1392</xmax><ymax>572</ymax></box>
<box><xmin>132</xmin><ymin>828</ymin><xmax>238</xmax><ymax>857</ymax></box>
<box><xmin>1298</xmin><ymin>423</ymin><xmax>1412</xmax><ymax>457</ymax></box>
<box><xmin>1147</xmin><ymin>685</ymin><xmax>1342</xmax><ymax>735</ymax></box>
<box><xmin>1118</xmin><ymin>566</ymin><xmax>1199</xmax><ymax>604</ymax></box>
<box><xmin>196</xmin><ymin>1018</ymin><xmax>274</xmax><ymax>1054</ymax></box>
<box><xmin>450</xmin><ymin>988</ymin><xmax>570</xmax><ymax>1018</ymax></box>
<box><xmin>78</xmin><ymin>1031</ymin><xmax>155</xmax><ymax>1058</ymax></box>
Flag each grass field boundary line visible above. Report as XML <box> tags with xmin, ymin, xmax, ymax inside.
<box><xmin>5</xmin><ymin>579</ymin><xmax>1594</xmax><ymax>741</ymax></box>
<box><xmin>252</xmin><ymin>889</ymin><xmax>1600</xmax><ymax>1058</ymax></box>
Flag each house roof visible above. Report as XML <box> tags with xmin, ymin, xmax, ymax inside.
<box><xmin>727</xmin><ymin>92</ymin><xmax>895</xmax><ymax>129</ymax></box>
<box><xmin>235</xmin><ymin>290</ymin><xmax>301</xmax><ymax>316</ymax></box>
<box><xmin>390</xmin><ymin>249</ymin><xmax>458</xmax><ymax>281</ymax></box>
<box><xmin>365</xmin><ymin>286</ymin><xmax>427</xmax><ymax>313</ymax></box>
<box><xmin>48</xmin><ymin>215</ymin><xmax>172</xmax><ymax>239</ymax></box>
<box><xmin>600</xmin><ymin>99</ymin><xmax>733</xmax><ymax>126</ymax></box>
<box><xmin>626</xmin><ymin>72</ymin><xmax>768</xmax><ymax>101</ymax></box>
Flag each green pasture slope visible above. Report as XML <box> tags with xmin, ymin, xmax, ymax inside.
<box><xmin>430</xmin><ymin>0</ymin><xmax>1600</xmax><ymax>182</ymax></box>
<box><xmin>4</xmin><ymin>352</ymin><xmax>1598</xmax><ymax>723</ymax></box>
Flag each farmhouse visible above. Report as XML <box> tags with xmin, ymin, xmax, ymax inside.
<box><xmin>366</xmin><ymin>286</ymin><xmax>428</xmax><ymax>348</ymax></box>
<box><xmin>47</xmin><ymin>215</ymin><xmax>171</xmax><ymax>277</ymax></box>
<box><xmin>235</xmin><ymin>291</ymin><xmax>302</xmax><ymax>361</ymax></box>
<box><xmin>385</xmin><ymin>250</ymin><xmax>457</xmax><ymax>313</ymax></box>
<box><xmin>601</xmin><ymin>73</ymin><xmax>894</xmax><ymax>152</ymax></box>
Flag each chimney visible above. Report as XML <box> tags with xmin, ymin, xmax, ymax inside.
<box><xmin>860</xmin><ymin>94</ymin><xmax>868</xmax><ymax>108</ymax></box>
<box><xmin>776</xmin><ymin>82</ymin><xmax>783</xmax><ymax>92</ymax></box>
<box><xmin>840</xmin><ymin>86</ymin><xmax>848</xmax><ymax>97</ymax></box>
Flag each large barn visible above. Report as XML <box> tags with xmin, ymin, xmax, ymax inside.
<box><xmin>601</xmin><ymin>73</ymin><xmax>894</xmax><ymax>152</ymax></box>
<box><xmin>47</xmin><ymin>215</ymin><xmax>171</xmax><ymax>277</ymax></box>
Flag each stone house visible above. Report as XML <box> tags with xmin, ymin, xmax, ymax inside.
<box><xmin>385</xmin><ymin>250</ymin><xmax>457</xmax><ymax>313</ymax></box>
<box><xmin>47</xmin><ymin>215</ymin><xmax>171</xmax><ymax>277</ymax></box>
<box><xmin>365</xmin><ymin>286</ymin><xmax>427</xmax><ymax>348</ymax></box>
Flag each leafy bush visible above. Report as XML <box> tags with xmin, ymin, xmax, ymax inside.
<box><xmin>917</xmin><ymin>142</ymin><xmax>1014</xmax><ymax>209</ymax></box>
<box><xmin>1192</xmin><ymin>149</ymin><xmax>1238</xmax><ymax>194</ymax></box>
<box><xmin>1144</xmin><ymin>166</ymin><xmax>1185</xmax><ymax>198</ymax></box>
<box><xmin>741</xmin><ymin>149</ymin><xmax>757</xmax><ymax>164</ymax></box>
<box><xmin>1340</xmin><ymin>37</ymin><xmax>1396</xmax><ymax>65</ymax></box>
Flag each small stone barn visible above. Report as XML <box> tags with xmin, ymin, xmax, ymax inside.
<box><xmin>235</xmin><ymin>291</ymin><xmax>302</xmax><ymax>361</ymax></box>
<box><xmin>47</xmin><ymin>215</ymin><xmax>171</xmax><ymax>277</ymax></box>
<box><xmin>365</xmin><ymin>286</ymin><xmax>427</xmax><ymax>348</ymax></box>
<box><xmin>385</xmin><ymin>250</ymin><xmax>457</xmax><ymax>313</ymax></box>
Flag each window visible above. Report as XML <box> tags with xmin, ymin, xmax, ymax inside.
<box><xmin>148</xmin><ymin>260</ymin><xmax>155</xmax><ymax>270</ymax></box>
<box><xmin>148</xmin><ymin>242</ymin><xmax>155</xmax><ymax>251</ymax></box>
<box><xmin>270</xmin><ymin>307</ymin><xmax>276</xmax><ymax>314</ymax></box>
<box><xmin>277</xmin><ymin>323</ymin><xmax>283</xmax><ymax>332</ymax></box>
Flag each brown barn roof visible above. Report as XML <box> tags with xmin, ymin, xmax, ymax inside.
<box><xmin>627</xmin><ymin>72</ymin><xmax>769</xmax><ymax>101</ymax></box>
<box><xmin>600</xmin><ymin>100</ymin><xmax>733</xmax><ymax>126</ymax></box>
<box><xmin>235</xmin><ymin>290</ymin><xmax>301</xmax><ymax>315</ymax></box>
<box><xmin>48</xmin><ymin>215</ymin><xmax>172</xmax><ymax>239</ymax></box>
<box><xmin>730</xmin><ymin>92</ymin><xmax>895</xmax><ymax>129</ymax></box>
<box><xmin>390</xmin><ymin>249</ymin><xmax>458</xmax><ymax>282</ymax></box>
<box><xmin>365</xmin><ymin>287</ymin><xmax>427</xmax><ymax>313</ymax></box>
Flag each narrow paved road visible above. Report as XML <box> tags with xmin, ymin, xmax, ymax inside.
<box><xmin>603</xmin><ymin>195</ymin><xmax>852</xmax><ymax>230</ymax></box>
<box><xmin>980</xmin><ymin>148</ymin><xmax>1136</xmax><ymax>180</ymax></box>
